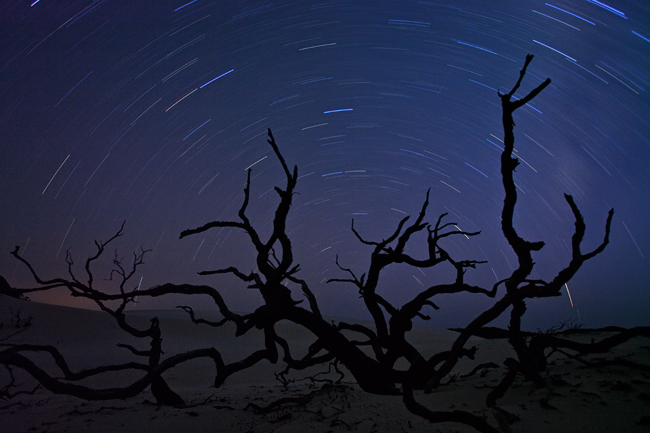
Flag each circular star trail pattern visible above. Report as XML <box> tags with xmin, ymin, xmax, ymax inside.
<box><xmin>1</xmin><ymin>0</ymin><xmax>648</xmax><ymax>328</ymax></box>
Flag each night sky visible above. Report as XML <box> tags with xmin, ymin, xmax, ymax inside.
<box><xmin>1</xmin><ymin>0</ymin><xmax>648</xmax><ymax>329</ymax></box>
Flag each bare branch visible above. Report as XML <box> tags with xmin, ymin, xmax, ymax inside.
<box><xmin>267</xmin><ymin>128</ymin><xmax>292</xmax><ymax>181</ymax></box>
<box><xmin>10</xmin><ymin>247</ymin><xmax>74</xmax><ymax>289</ymax></box>
<box><xmin>84</xmin><ymin>221</ymin><xmax>126</xmax><ymax>289</ymax></box>
<box><xmin>197</xmin><ymin>265</ymin><xmax>257</xmax><ymax>281</ymax></box>
<box><xmin>328</xmin><ymin>255</ymin><xmax>363</xmax><ymax>290</ymax></box>
<box><xmin>504</xmin><ymin>53</ymin><xmax>533</xmax><ymax>98</ymax></box>
<box><xmin>350</xmin><ymin>219</ymin><xmax>380</xmax><ymax>246</ymax></box>
<box><xmin>116</xmin><ymin>343</ymin><xmax>150</xmax><ymax>357</ymax></box>
<box><xmin>176</xmin><ymin>306</ymin><xmax>228</xmax><ymax>327</ymax></box>
<box><xmin>1</xmin><ymin>344</ymin><xmax>149</xmax><ymax>381</ymax></box>
<box><xmin>402</xmin><ymin>382</ymin><xmax>499</xmax><ymax>433</ymax></box>
<box><xmin>286</xmin><ymin>274</ymin><xmax>322</xmax><ymax>318</ymax></box>
<box><xmin>0</xmin><ymin>365</ymin><xmax>42</xmax><ymax>400</ymax></box>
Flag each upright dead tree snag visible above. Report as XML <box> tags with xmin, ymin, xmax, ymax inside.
<box><xmin>180</xmin><ymin>130</ymin><xmax>307</xmax><ymax>314</ymax></box>
<box><xmin>425</xmin><ymin>55</ymin><xmax>614</xmax><ymax>401</ymax></box>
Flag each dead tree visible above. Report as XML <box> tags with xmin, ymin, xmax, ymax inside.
<box><xmin>1</xmin><ymin>55</ymin><xmax>645</xmax><ymax>433</ymax></box>
<box><xmin>422</xmin><ymin>55</ymin><xmax>618</xmax><ymax>407</ymax></box>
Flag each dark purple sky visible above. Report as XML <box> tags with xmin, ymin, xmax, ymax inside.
<box><xmin>1</xmin><ymin>0</ymin><xmax>648</xmax><ymax>329</ymax></box>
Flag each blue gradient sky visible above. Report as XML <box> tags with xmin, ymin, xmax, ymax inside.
<box><xmin>1</xmin><ymin>0</ymin><xmax>648</xmax><ymax>329</ymax></box>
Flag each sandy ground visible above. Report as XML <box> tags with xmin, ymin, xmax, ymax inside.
<box><xmin>1</xmin><ymin>295</ymin><xmax>649</xmax><ymax>433</ymax></box>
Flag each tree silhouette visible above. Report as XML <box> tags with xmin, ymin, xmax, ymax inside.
<box><xmin>1</xmin><ymin>55</ymin><xmax>647</xmax><ymax>433</ymax></box>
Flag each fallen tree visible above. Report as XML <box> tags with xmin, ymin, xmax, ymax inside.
<box><xmin>2</xmin><ymin>55</ymin><xmax>647</xmax><ymax>433</ymax></box>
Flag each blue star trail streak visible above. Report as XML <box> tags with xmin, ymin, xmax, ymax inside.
<box><xmin>0</xmin><ymin>0</ymin><xmax>648</xmax><ymax>329</ymax></box>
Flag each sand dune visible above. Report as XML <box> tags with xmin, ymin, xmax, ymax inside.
<box><xmin>1</xmin><ymin>295</ymin><xmax>649</xmax><ymax>432</ymax></box>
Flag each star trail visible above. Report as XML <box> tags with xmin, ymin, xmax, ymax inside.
<box><xmin>0</xmin><ymin>0</ymin><xmax>648</xmax><ymax>329</ymax></box>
